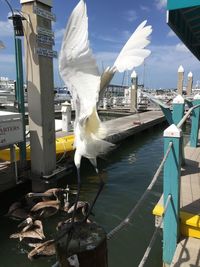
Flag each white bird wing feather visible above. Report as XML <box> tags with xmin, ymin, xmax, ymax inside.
<box><xmin>99</xmin><ymin>20</ymin><xmax>152</xmax><ymax>94</ymax></box>
<box><xmin>113</xmin><ymin>20</ymin><xmax>152</xmax><ymax>72</ymax></box>
<box><xmin>59</xmin><ymin>0</ymin><xmax>100</xmax><ymax>118</ymax></box>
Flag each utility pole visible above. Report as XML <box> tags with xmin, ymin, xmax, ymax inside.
<box><xmin>21</xmin><ymin>0</ymin><xmax>56</xmax><ymax>177</ymax></box>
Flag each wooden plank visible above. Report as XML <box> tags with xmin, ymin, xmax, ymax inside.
<box><xmin>170</xmin><ymin>237</ymin><xmax>200</xmax><ymax>267</ymax></box>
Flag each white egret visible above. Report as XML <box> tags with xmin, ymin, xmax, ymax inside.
<box><xmin>59</xmin><ymin>0</ymin><xmax>152</xmax><ymax>220</ymax></box>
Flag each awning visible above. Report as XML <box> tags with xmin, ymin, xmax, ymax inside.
<box><xmin>167</xmin><ymin>0</ymin><xmax>200</xmax><ymax>61</ymax></box>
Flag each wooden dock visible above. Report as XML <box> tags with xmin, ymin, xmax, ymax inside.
<box><xmin>105</xmin><ymin>110</ymin><xmax>165</xmax><ymax>142</ymax></box>
<box><xmin>153</xmin><ymin>135</ymin><xmax>200</xmax><ymax>266</ymax></box>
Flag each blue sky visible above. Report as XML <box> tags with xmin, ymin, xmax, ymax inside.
<box><xmin>0</xmin><ymin>0</ymin><xmax>199</xmax><ymax>89</ymax></box>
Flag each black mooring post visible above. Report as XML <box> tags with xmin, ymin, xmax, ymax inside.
<box><xmin>56</xmin><ymin>222</ymin><xmax>108</xmax><ymax>267</ymax></box>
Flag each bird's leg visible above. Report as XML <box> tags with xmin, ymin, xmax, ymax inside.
<box><xmin>63</xmin><ymin>166</ymin><xmax>81</xmax><ymax>253</ymax></box>
<box><xmin>84</xmin><ymin>168</ymin><xmax>104</xmax><ymax>221</ymax></box>
<box><xmin>71</xmin><ymin>166</ymin><xmax>81</xmax><ymax>223</ymax></box>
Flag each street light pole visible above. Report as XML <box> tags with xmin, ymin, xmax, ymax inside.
<box><xmin>4</xmin><ymin>0</ymin><xmax>26</xmax><ymax>167</ymax></box>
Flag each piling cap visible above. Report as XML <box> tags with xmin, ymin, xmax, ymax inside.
<box><xmin>188</xmin><ymin>71</ymin><xmax>193</xmax><ymax>78</ymax></box>
<box><xmin>178</xmin><ymin>65</ymin><xmax>184</xmax><ymax>73</ymax></box>
<box><xmin>62</xmin><ymin>101</ymin><xmax>71</xmax><ymax>106</ymax></box>
<box><xmin>20</xmin><ymin>0</ymin><xmax>52</xmax><ymax>7</ymax></box>
<box><xmin>164</xmin><ymin>124</ymin><xmax>182</xmax><ymax>138</ymax></box>
<box><xmin>173</xmin><ymin>94</ymin><xmax>184</xmax><ymax>104</ymax></box>
<box><xmin>131</xmin><ymin>70</ymin><xmax>137</xmax><ymax>78</ymax></box>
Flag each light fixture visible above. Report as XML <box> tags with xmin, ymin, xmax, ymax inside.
<box><xmin>8</xmin><ymin>14</ymin><xmax>26</xmax><ymax>37</ymax></box>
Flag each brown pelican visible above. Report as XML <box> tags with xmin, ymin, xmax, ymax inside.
<box><xmin>10</xmin><ymin>219</ymin><xmax>45</xmax><ymax>242</ymax></box>
<box><xmin>28</xmin><ymin>240</ymin><xmax>55</xmax><ymax>260</ymax></box>
<box><xmin>5</xmin><ymin>201</ymin><xmax>29</xmax><ymax>220</ymax></box>
<box><xmin>27</xmin><ymin>187</ymin><xmax>71</xmax><ymax>213</ymax></box>
<box><xmin>57</xmin><ymin>201</ymin><xmax>91</xmax><ymax>230</ymax></box>
<box><xmin>26</xmin><ymin>188</ymin><xmax>66</xmax><ymax>201</ymax></box>
<box><xmin>30</xmin><ymin>200</ymin><xmax>61</xmax><ymax>218</ymax></box>
<box><xmin>68</xmin><ymin>201</ymin><xmax>90</xmax><ymax>220</ymax></box>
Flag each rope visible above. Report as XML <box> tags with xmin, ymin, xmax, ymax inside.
<box><xmin>177</xmin><ymin>103</ymin><xmax>200</xmax><ymax>128</ymax></box>
<box><xmin>107</xmin><ymin>142</ymin><xmax>173</xmax><ymax>240</ymax></box>
<box><xmin>56</xmin><ymin>138</ymin><xmax>68</xmax><ymax>164</ymax></box>
<box><xmin>138</xmin><ymin>194</ymin><xmax>172</xmax><ymax>267</ymax></box>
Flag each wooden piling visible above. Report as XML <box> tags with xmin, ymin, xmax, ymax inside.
<box><xmin>177</xmin><ymin>65</ymin><xmax>184</xmax><ymax>95</ymax></box>
<box><xmin>130</xmin><ymin>70</ymin><xmax>138</xmax><ymax>112</ymax></box>
<box><xmin>186</xmin><ymin>72</ymin><xmax>193</xmax><ymax>96</ymax></box>
<box><xmin>55</xmin><ymin>222</ymin><xmax>108</xmax><ymax>267</ymax></box>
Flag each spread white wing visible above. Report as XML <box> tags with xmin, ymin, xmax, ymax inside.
<box><xmin>100</xmin><ymin>20</ymin><xmax>152</xmax><ymax>93</ymax></box>
<box><xmin>114</xmin><ymin>20</ymin><xmax>152</xmax><ymax>72</ymax></box>
<box><xmin>59</xmin><ymin>0</ymin><xmax>100</xmax><ymax>118</ymax></box>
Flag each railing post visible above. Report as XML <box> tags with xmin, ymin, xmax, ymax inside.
<box><xmin>163</xmin><ymin>124</ymin><xmax>181</xmax><ymax>265</ymax></box>
<box><xmin>172</xmin><ymin>95</ymin><xmax>185</xmax><ymax>164</ymax></box>
<box><xmin>172</xmin><ymin>95</ymin><xmax>185</xmax><ymax>125</ymax></box>
<box><xmin>190</xmin><ymin>94</ymin><xmax>200</xmax><ymax>147</ymax></box>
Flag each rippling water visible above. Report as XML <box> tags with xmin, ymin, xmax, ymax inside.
<box><xmin>1</xmin><ymin>122</ymin><xmax>185</xmax><ymax>267</ymax></box>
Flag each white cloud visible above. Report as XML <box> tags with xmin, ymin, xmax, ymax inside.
<box><xmin>175</xmin><ymin>43</ymin><xmax>190</xmax><ymax>53</ymax></box>
<box><xmin>167</xmin><ymin>30</ymin><xmax>176</xmax><ymax>37</ymax></box>
<box><xmin>124</xmin><ymin>10</ymin><xmax>138</xmax><ymax>22</ymax></box>
<box><xmin>0</xmin><ymin>20</ymin><xmax>13</xmax><ymax>37</ymax></box>
<box><xmin>155</xmin><ymin>0</ymin><xmax>167</xmax><ymax>10</ymax></box>
<box><xmin>144</xmin><ymin>43</ymin><xmax>199</xmax><ymax>88</ymax></box>
<box><xmin>122</xmin><ymin>30</ymin><xmax>132</xmax><ymax>41</ymax></box>
<box><xmin>96</xmin><ymin>35</ymin><xmax>119</xmax><ymax>43</ymax></box>
<box><xmin>95</xmin><ymin>51</ymin><xmax>118</xmax><ymax>63</ymax></box>
<box><xmin>55</xmin><ymin>28</ymin><xmax>65</xmax><ymax>39</ymax></box>
<box><xmin>0</xmin><ymin>54</ymin><xmax>15</xmax><ymax>63</ymax></box>
<box><xmin>0</xmin><ymin>53</ymin><xmax>16</xmax><ymax>78</ymax></box>
<box><xmin>140</xmin><ymin>5</ymin><xmax>150</xmax><ymax>12</ymax></box>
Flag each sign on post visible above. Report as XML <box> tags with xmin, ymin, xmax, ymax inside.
<box><xmin>0</xmin><ymin>112</ymin><xmax>23</xmax><ymax>147</ymax></box>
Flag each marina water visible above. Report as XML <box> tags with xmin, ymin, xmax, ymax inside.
<box><xmin>0</xmin><ymin>122</ymin><xmax>172</xmax><ymax>267</ymax></box>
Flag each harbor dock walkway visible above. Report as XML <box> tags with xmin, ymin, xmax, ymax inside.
<box><xmin>153</xmin><ymin>134</ymin><xmax>200</xmax><ymax>266</ymax></box>
<box><xmin>105</xmin><ymin>110</ymin><xmax>165</xmax><ymax>142</ymax></box>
